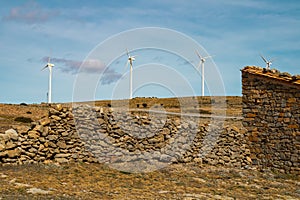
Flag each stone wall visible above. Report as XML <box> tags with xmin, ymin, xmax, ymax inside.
<box><xmin>0</xmin><ymin>104</ymin><xmax>97</xmax><ymax>165</ymax></box>
<box><xmin>242</xmin><ymin>66</ymin><xmax>300</xmax><ymax>174</ymax></box>
<box><xmin>1</xmin><ymin>104</ymin><xmax>251</xmax><ymax>169</ymax></box>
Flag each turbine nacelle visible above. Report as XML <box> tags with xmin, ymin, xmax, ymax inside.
<box><xmin>128</xmin><ymin>56</ymin><xmax>135</xmax><ymax>61</ymax></box>
<box><xmin>41</xmin><ymin>63</ymin><xmax>54</xmax><ymax>71</ymax></box>
<box><xmin>260</xmin><ymin>54</ymin><xmax>275</xmax><ymax>69</ymax></box>
<box><xmin>195</xmin><ymin>50</ymin><xmax>213</xmax><ymax>67</ymax></box>
<box><xmin>126</xmin><ymin>49</ymin><xmax>136</xmax><ymax>66</ymax></box>
<box><xmin>128</xmin><ymin>56</ymin><xmax>136</xmax><ymax>65</ymax></box>
<box><xmin>42</xmin><ymin>57</ymin><xmax>55</xmax><ymax>70</ymax></box>
<box><xmin>46</xmin><ymin>63</ymin><xmax>55</xmax><ymax>67</ymax></box>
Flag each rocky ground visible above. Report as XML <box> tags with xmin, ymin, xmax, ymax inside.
<box><xmin>0</xmin><ymin>162</ymin><xmax>299</xmax><ymax>199</ymax></box>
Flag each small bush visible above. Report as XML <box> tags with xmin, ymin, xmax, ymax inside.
<box><xmin>14</xmin><ymin>116</ymin><xmax>33</xmax><ymax>123</ymax></box>
<box><xmin>142</xmin><ymin>103</ymin><xmax>147</xmax><ymax>108</ymax></box>
<box><xmin>199</xmin><ymin>109</ymin><xmax>211</xmax><ymax>115</ymax></box>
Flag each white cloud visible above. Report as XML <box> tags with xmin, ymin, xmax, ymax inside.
<box><xmin>2</xmin><ymin>1</ymin><xmax>59</xmax><ymax>24</ymax></box>
<box><xmin>41</xmin><ymin>57</ymin><xmax>122</xmax><ymax>84</ymax></box>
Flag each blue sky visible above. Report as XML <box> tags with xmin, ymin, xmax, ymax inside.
<box><xmin>0</xmin><ymin>0</ymin><xmax>300</xmax><ymax>103</ymax></box>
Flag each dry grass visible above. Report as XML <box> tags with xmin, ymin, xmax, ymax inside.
<box><xmin>0</xmin><ymin>96</ymin><xmax>242</xmax><ymax>133</ymax></box>
<box><xmin>0</xmin><ymin>103</ymin><xmax>48</xmax><ymax>133</ymax></box>
<box><xmin>0</xmin><ymin>162</ymin><xmax>299</xmax><ymax>199</ymax></box>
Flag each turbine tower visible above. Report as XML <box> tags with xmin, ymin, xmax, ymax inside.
<box><xmin>42</xmin><ymin>57</ymin><xmax>54</xmax><ymax>103</ymax></box>
<box><xmin>260</xmin><ymin>54</ymin><xmax>275</xmax><ymax>69</ymax></box>
<box><xmin>124</xmin><ymin>49</ymin><xmax>136</xmax><ymax>99</ymax></box>
<box><xmin>196</xmin><ymin>50</ymin><xmax>213</xmax><ymax>97</ymax></box>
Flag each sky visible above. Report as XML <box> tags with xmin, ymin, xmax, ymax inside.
<box><xmin>0</xmin><ymin>0</ymin><xmax>300</xmax><ymax>104</ymax></box>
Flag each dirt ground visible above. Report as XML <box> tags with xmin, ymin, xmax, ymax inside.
<box><xmin>0</xmin><ymin>96</ymin><xmax>242</xmax><ymax>133</ymax></box>
<box><xmin>0</xmin><ymin>162</ymin><xmax>299</xmax><ymax>199</ymax></box>
<box><xmin>0</xmin><ymin>103</ymin><xmax>48</xmax><ymax>133</ymax></box>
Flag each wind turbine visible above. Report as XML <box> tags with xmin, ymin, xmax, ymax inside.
<box><xmin>124</xmin><ymin>49</ymin><xmax>136</xmax><ymax>99</ymax></box>
<box><xmin>195</xmin><ymin>50</ymin><xmax>213</xmax><ymax>97</ymax></box>
<box><xmin>42</xmin><ymin>56</ymin><xmax>54</xmax><ymax>103</ymax></box>
<box><xmin>260</xmin><ymin>54</ymin><xmax>275</xmax><ymax>69</ymax></box>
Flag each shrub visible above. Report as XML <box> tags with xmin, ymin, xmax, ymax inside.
<box><xmin>14</xmin><ymin>116</ymin><xmax>33</xmax><ymax>123</ymax></box>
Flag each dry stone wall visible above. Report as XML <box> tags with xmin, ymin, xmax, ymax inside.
<box><xmin>0</xmin><ymin>104</ymin><xmax>97</xmax><ymax>166</ymax></box>
<box><xmin>242</xmin><ymin>66</ymin><xmax>300</xmax><ymax>174</ymax></box>
<box><xmin>73</xmin><ymin>105</ymin><xmax>251</xmax><ymax>170</ymax></box>
<box><xmin>1</xmin><ymin>104</ymin><xmax>251</xmax><ymax>169</ymax></box>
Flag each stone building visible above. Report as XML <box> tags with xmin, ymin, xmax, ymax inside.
<box><xmin>242</xmin><ymin>66</ymin><xmax>300</xmax><ymax>174</ymax></box>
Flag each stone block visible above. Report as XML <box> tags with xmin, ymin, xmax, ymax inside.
<box><xmin>7</xmin><ymin>148</ymin><xmax>21</xmax><ymax>158</ymax></box>
<box><xmin>28</xmin><ymin>131</ymin><xmax>40</xmax><ymax>139</ymax></box>
<box><xmin>39</xmin><ymin>118</ymin><xmax>51</xmax><ymax>126</ymax></box>
<box><xmin>55</xmin><ymin>157</ymin><xmax>68</xmax><ymax>163</ymax></box>
<box><xmin>5</xmin><ymin>129</ymin><xmax>18</xmax><ymax>141</ymax></box>
<box><xmin>0</xmin><ymin>133</ymin><xmax>10</xmax><ymax>142</ymax></box>
<box><xmin>288</xmin><ymin>124</ymin><xmax>299</xmax><ymax>129</ymax></box>
<box><xmin>0</xmin><ymin>144</ymin><xmax>5</xmax><ymax>152</ymax></box>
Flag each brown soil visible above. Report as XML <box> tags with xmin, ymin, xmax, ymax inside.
<box><xmin>0</xmin><ymin>103</ymin><xmax>49</xmax><ymax>133</ymax></box>
<box><xmin>0</xmin><ymin>163</ymin><xmax>299</xmax><ymax>199</ymax></box>
<box><xmin>0</xmin><ymin>96</ymin><xmax>242</xmax><ymax>133</ymax></box>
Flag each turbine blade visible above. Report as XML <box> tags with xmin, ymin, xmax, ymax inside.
<box><xmin>203</xmin><ymin>55</ymin><xmax>214</xmax><ymax>59</ymax></box>
<box><xmin>48</xmin><ymin>56</ymin><xmax>50</xmax><ymax>63</ymax></box>
<box><xmin>260</xmin><ymin>54</ymin><xmax>267</xmax><ymax>63</ymax></box>
<box><xmin>41</xmin><ymin>65</ymin><xmax>48</xmax><ymax>71</ymax></box>
<box><xmin>123</xmin><ymin>60</ymin><xmax>129</xmax><ymax>72</ymax></box>
<box><xmin>197</xmin><ymin>61</ymin><xmax>201</xmax><ymax>70</ymax></box>
<box><xmin>270</xmin><ymin>57</ymin><xmax>276</xmax><ymax>62</ymax></box>
<box><xmin>126</xmin><ymin>48</ymin><xmax>130</xmax><ymax>57</ymax></box>
<box><xmin>195</xmin><ymin>50</ymin><xmax>202</xmax><ymax>59</ymax></box>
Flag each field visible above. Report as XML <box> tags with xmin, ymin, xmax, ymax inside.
<box><xmin>0</xmin><ymin>96</ymin><xmax>299</xmax><ymax>199</ymax></box>
<box><xmin>0</xmin><ymin>96</ymin><xmax>242</xmax><ymax>132</ymax></box>
<box><xmin>1</xmin><ymin>162</ymin><xmax>299</xmax><ymax>199</ymax></box>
